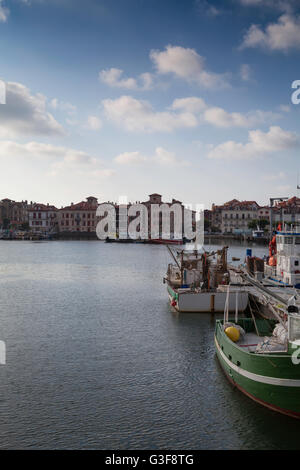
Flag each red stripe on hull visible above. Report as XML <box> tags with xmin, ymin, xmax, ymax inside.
<box><xmin>218</xmin><ymin>357</ymin><xmax>300</xmax><ymax>420</ymax></box>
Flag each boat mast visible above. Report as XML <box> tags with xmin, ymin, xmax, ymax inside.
<box><xmin>269</xmin><ymin>197</ymin><xmax>288</xmax><ymax>239</ymax></box>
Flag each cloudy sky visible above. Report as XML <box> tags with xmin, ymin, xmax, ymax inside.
<box><xmin>0</xmin><ymin>0</ymin><xmax>300</xmax><ymax>209</ymax></box>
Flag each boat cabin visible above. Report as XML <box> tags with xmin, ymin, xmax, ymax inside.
<box><xmin>275</xmin><ymin>230</ymin><xmax>300</xmax><ymax>287</ymax></box>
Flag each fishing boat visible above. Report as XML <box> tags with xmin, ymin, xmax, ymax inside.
<box><xmin>264</xmin><ymin>226</ymin><xmax>300</xmax><ymax>288</ymax></box>
<box><xmin>246</xmin><ymin>225</ymin><xmax>300</xmax><ymax>289</ymax></box>
<box><xmin>164</xmin><ymin>246</ymin><xmax>248</xmax><ymax>313</ymax></box>
<box><xmin>215</xmin><ymin>301</ymin><xmax>300</xmax><ymax>419</ymax></box>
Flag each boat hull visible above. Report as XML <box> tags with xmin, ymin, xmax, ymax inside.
<box><xmin>215</xmin><ymin>320</ymin><xmax>300</xmax><ymax>419</ymax></box>
<box><xmin>167</xmin><ymin>284</ymin><xmax>248</xmax><ymax>313</ymax></box>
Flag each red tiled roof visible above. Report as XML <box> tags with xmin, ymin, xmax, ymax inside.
<box><xmin>28</xmin><ymin>203</ymin><xmax>58</xmax><ymax>212</ymax></box>
<box><xmin>61</xmin><ymin>201</ymin><xmax>98</xmax><ymax>211</ymax></box>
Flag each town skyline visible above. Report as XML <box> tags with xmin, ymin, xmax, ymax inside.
<box><xmin>0</xmin><ymin>193</ymin><xmax>299</xmax><ymax>238</ymax></box>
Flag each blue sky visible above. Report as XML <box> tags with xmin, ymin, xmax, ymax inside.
<box><xmin>0</xmin><ymin>0</ymin><xmax>300</xmax><ymax>209</ymax></box>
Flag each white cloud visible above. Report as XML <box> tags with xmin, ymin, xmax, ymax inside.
<box><xmin>0</xmin><ymin>0</ymin><xmax>9</xmax><ymax>22</ymax></box>
<box><xmin>150</xmin><ymin>45</ymin><xmax>230</xmax><ymax>88</ymax></box>
<box><xmin>195</xmin><ymin>0</ymin><xmax>222</xmax><ymax>17</ymax></box>
<box><xmin>103</xmin><ymin>95</ymin><xmax>281</xmax><ymax>133</ymax></box>
<box><xmin>240</xmin><ymin>64</ymin><xmax>252</xmax><ymax>81</ymax></box>
<box><xmin>207</xmin><ymin>126</ymin><xmax>299</xmax><ymax>160</ymax></box>
<box><xmin>49</xmin><ymin>98</ymin><xmax>77</xmax><ymax>115</ymax></box>
<box><xmin>114</xmin><ymin>147</ymin><xmax>189</xmax><ymax>167</ymax></box>
<box><xmin>204</xmin><ymin>107</ymin><xmax>280</xmax><ymax>128</ymax></box>
<box><xmin>153</xmin><ymin>147</ymin><xmax>190</xmax><ymax>166</ymax></box>
<box><xmin>238</xmin><ymin>0</ymin><xmax>295</xmax><ymax>12</ymax></box>
<box><xmin>86</xmin><ymin>115</ymin><xmax>102</xmax><ymax>131</ymax></box>
<box><xmin>241</xmin><ymin>14</ymin><xmax>300</xmax><ymax>51</ymax></box>
<box><xmin>0</xmin><ymin>140</ymin><xmax>95</xmax><ymax>162</ymax></box>
<box><xmin>103</xmin><ymin>95</ymin><xmax>198</xmax><ymax>133</ymax></box>
<box><xmin>279</xmin><ymin>104</ymin><xmax>291</xmax><ymax>112</ymax></box>
<box><xmin>99</xmin><ymin>68</ymin><xmax>154</xmax><ymax>90</ymax></box>
<box><xmin>0</xmin><ymin>140</ymin><xmax>114</xmax><ymax>177</ymax></box>
<box><xmin>0</xmin><ymin>82</ymin><xmax>65</xmax><ymax>138</ymax></box>
<box><xmin>114</xmin><ymin>151</ymin><xmax>148</xmax><ymax>165</ymax></box>
<box><xmin>171</xmin><ymin>97</ymin><xmax>207</xmax><ymax>113</ymax></box>
<box><xmin>263</xmin><ymin>171</ymin><xmax>286</xmax><ymax>181</ymax></box>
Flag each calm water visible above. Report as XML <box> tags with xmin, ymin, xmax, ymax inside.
<box><xmin>0</xmin><ymin>240</ymin><xmax>299</xmax><ymax>450</ymax></box>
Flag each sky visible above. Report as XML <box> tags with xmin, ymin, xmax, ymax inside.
<box><xmin>0</xmin><ymin>0</ymin><xmax>300</xmax><ymax>210</ymax></box>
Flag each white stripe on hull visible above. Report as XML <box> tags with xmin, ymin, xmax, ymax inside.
<box><xmin>215</xmin><ymin>336</ymin><xmax>300</xmax><ymax>387</ymax></box>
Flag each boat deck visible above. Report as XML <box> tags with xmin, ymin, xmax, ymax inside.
<box><xmin>237</xmin><ymin>332</ymin><xmax>260</xmax><ymax>352</ymax></box>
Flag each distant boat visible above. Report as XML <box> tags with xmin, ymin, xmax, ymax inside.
<box><xmin>149</xmin><ymin>238</ymin><xmax>183</xmax><ymax>245</ymax></box>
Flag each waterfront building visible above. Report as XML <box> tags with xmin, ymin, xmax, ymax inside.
<box><xmin>273</xmin><ymin>197</ymin><xmax>300</xmax><ymax>226</ymax></box>
<box><xmin>28</xmin><ymin>203</ymin><xmax>58</xmax><ymax>234</ymax></box>
<box><xmin>140</xmin><ymin>194</ymin><xmax>194</xmax><ymax>240</ymax></box>
<box><xmin>58</xmin><ymin>196</ymin><xmax>99</xmax><ymax>233</ymax></box>
<box><xmin>0</xmin><ymin>198</ymin><xmax>32</xmax><ymax>229</ymax></box>
<box><xmin>257</xmin><ymin>206</ymin><xmax>271</xmax><ymax>223</ymax></box>
<box><xmin>211</xmin><ymin>199</ymin><xmax>260</xmax><ymax>234</ymax></box>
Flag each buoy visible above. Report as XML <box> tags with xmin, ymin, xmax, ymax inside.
<box><xmin>225</xmin><ymin>326</ymin><xmax>240</xmax><ymax>342</ymax></box>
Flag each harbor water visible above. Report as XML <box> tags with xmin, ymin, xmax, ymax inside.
<box><xmin>0</xmin><ymin>240</ymin><xmax>300</xmax><ymax>450</ymax></box>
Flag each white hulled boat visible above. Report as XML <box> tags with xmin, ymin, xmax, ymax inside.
<box><xmin>264</xmin><ymin>226</ymin><xmax>300</xmax><ymax>289</ymax></box>
<box><xmin>164</xmin><ymin>246</ymin><xmax>249</xmax><ymax>313</ymax></box>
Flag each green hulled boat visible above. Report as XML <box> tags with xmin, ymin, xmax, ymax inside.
<box><xmin>215</xmin><ymin>309</ymin><xmax>300</xmax><ymax>418</ymax></box>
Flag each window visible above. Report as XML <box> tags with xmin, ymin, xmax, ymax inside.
<box><xmin>285</xmin><ymin>237</ymin><xmax>293</xmax><ymax>244</ymax></box>
<box><xmin>296</xmin><ymin>237</ymin><xmax>300</xmax><ymax>245</ymax></box>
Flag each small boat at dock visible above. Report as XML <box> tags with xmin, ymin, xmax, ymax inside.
<box><xmin>164</xmin><ymin>246</ymin><xmax>248</xmax><ymax>313</ymax></box>
<box><xmin>245</xmin><ymin>226</ymin><xmax>300</xmax><ymax>289</ymax></box>
<box><xmin>215</xmin><ymin>303</ymin><xmax>300</xmax><ymax>419</ymax></box>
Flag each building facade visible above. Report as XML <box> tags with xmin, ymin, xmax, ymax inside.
<box><xmin>211</xmin><ymin>199</ymin><xmax>260</xmax><ymax>234</ymax></box>
<box><xmin>28</xmin><ymin>203</ymin><xmax>58</xmax><ymax>233</ymax></box>
<box><xmin>58</xmin><ymin>196</ymin><xmax>99</xmax><ymax>233</ymax></box>
<box><xmin>0</xmin><ymin>198</ymin><xmax>31</xmax><ymax>229</ymax></box>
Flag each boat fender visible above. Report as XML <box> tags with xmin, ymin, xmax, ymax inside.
<box><xmin>171</xmin><ymin>300</ymin><xmax>177</xmax><ymax>307</ymax></box>
<box><xmin>225</xmin><ymin>327</ymin><xmax>240</xmax><ymax>343</ymax></box>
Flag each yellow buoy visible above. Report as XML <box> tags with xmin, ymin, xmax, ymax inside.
<box><xmin>225</xmin><ymin>326</ymin><xmax>240</xmax><ymax>342</ymax></box>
